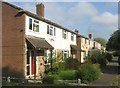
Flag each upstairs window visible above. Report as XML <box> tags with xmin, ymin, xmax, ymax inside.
<box><xmin>89</xmin><ymin>40</ymin><xmax>90</xmax><ymax>45</ymax></box>
<box><xmin>33</xmin><ymin>20</ymin><xmax>39</xmax><ymax>32</ymax></box>
<box><xmin>71</xmin><ymin>33</ymin><xmax>74</xmax><ymax>41</ymax></box>
<box><xmin>29</xmin><ymin>18</ymin><xmax>39</xmax><ymax>32</ymax></box>
<box><xmin>29</xmin><ymin>18</ymin><xmax>32</xmax><ymax>30</ymax></box>
<box><xmin>47</xmin><ymin>25</ymin><xmax>56</xmax><ymax>36</ymax></box>
<box><xmin>62</xmin><ymin>30</ymin><xmax>68</xmax><ymax>39</ymax></box>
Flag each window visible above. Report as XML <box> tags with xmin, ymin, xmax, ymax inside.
<box><xmin>47</xmin><ymin>25</ymin><xmax>56</xmax><ymax>36</ymax></box>
<box><xmin>36</xmin><ymin>50</ymin><xmax>44</xmax><ymax>56</ymax></box>
<box><xmin>62</xmin><ymin>50</ymin><xmax>69</xmax><ymax>61</ymax></box>
<box><xmin>83</xmin><ymin>52</ymin><xmax>86</xmax><ymax>60</ymax></box>
<box><xmin>54</xmin><ymin>28</ymin><xmax>56</xmax><ymax>36</ymax></box>
<box><xmin>33</xmin><ymin>20</ymin><xmax>39</xmax><ymax>32</ymax></box>
<box><xmin>94</xmin><ymin>42</ymin><xmax>95</xmax><ymax>47</ymax></box>
<box><xmin>89</xmin><ymin>40</ymin><xmax>90</xmax><ymax>45</ymax></box>
<box><xmin>85</xmin><ymin>39</ymin><xmax>87</xmax><ymax>44</ymax></box>
<box><xmin>50</xmin><ymin>28</ymin><xmax>53</xmax><ymax>36</ymax></box>
<box><xmin>62</xmin><ymin>30</ymin><xmax>68</xmax><ymax>39</ymax></box>
<box><xmin>47</xmin><ymin>25</ymin><xmax>49</xmax><ymax>34</ymax></box>
<box><xmin>26</xmin><ymin>50</ymin><xmax>32</xmax><ymax>76</ymax></box>
<box><xmin>29</xmin><ymin>18</ymin><xmax>39</xmax><ymax>32</ymax></box>
<box><xmin>71</xmin><ymin>33</ymin><xmax>74</xmax><ymax>41</ymax></box>
<box><xmin>29</xmin><ymin>18</ymin><xmax>32</xmax><ymax>30</ymax></box>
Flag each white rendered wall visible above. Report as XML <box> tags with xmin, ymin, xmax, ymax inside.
<box><xmin>25</xmin><ymin>15</ymin><xmax>76</xmax><ymax>56</ymax></box>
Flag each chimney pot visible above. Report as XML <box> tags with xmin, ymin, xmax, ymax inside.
<box><xmin>75</xmin><ymin>29</ymin><xmax>79</xmax><ymax>34</ymax></box>
<box><xmin>89</xmin><ymin>34</ymin><xmax>92</xmax><ymax>39</ymax></box>
<box><xmin>36</xmin><ymin>3</ymin><xmax>44</xmax><ymax>17</ymax></box>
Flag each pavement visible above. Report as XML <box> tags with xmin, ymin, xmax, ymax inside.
<box><xmin>88</xmin><ymin>58</ymin><xmax>119</xmax><ymax>86</ymax></box>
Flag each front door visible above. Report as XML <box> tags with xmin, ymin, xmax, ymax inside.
<box><xmin>31</xmin><ymin>57</ymin><xmax>34</xmax><ymax>75</ymax></box>
<box><xmin>26</xmin><ymin>50</ymin><xmax>35</xmax><ymax>77</ymax></box>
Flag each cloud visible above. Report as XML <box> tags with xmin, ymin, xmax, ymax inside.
<box><xmin>92</xmin><ymin>12</ymin><xmax>118</xmax><ymax>30</ymax></box>
<box><xmin>44</xmin><ymin>2</ymin><xmax>98</xmax><ymax>28</ymax></box>
<box><xmin>68</xmin><ymin>2</ymin><xmax>98</xmax><ymax>17</ymax></box>
<box><xmin>12</xmin><ymin>2</ymin><xmax>118</xmax><ymax>40</ymax></box>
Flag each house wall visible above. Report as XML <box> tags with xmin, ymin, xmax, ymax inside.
<box><xmin>2</xmin><ymin>2</ymin><xmax>26</xmax><ymax>78</ymax></box>
<box><xmin>81</xmin><ymin>37</ymin><xmax>88</xmax><ymax>63</ymax></box>
<box><xmin>76</xmin><ymin>36</ymin><xmax>81</xmax><ymax>62</ymax></box>
<box><xmin>94</xmin><ymin>41</ymin><xmax>102</xmax><ymax>49</ymax></box>
<box><xmin>25</xmin><ymin>15</ymin><xmax>77</xmax><ymax>59</ymax></box>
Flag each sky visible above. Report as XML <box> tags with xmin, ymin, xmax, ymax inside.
<box><xmin>4</xmin><ymin>0</ymin><xmax>118</xmax><ymax>41</ymax></box>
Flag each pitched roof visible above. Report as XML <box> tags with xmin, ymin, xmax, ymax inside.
<box><xmin>3</xmin><ymin>1</ymin><xmax>77</xmax><ymax>34</ymax></box>
<box><xmin>26</xmin><ymin>35</ymin><xmax>54</xmax><ymax>50</ymax></box>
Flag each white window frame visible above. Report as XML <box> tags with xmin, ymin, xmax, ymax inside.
<box><xmin>62</xmin><ymin>30</ymin><xmax>68</xmax><ymax>39</ymax></box>
<box><xmin>26</xmin><ymin>50</ymin><xmax>34</xmax><ymax>77</ymax></box>
<box><xmin>62</xmin><ymin>50</ymin><xmax>69</xmax><ymax>62</ymax></box>
<box><xmin>47</xmin><ymin>25</ymin><xmax>56</xmax><ymax>36</ymax></box>
<box><xmin>29</xmin><ymin>18</ymin><xmax>32</xmax><ymax>30</ymax></box>
<box><xmin>71</xmin><ymin>33</ymin><xmax>74</xmax><ymax>41</ymax></box>
<box><xmin>29</xmin><ymin>18</ymin><xmax>39</xmax><ymax>32</ymax></box>
<box><xmin>33</xmin><ymin>20</ymin><xmax>39</xmax><ymax>32</ymax></box>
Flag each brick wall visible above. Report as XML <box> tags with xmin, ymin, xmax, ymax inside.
<box><xmin>2</xmin><ymin>2</ymin><xmax>26</xmax><ymax>78</ymax></box>
<box><xmin>76</xmin><ymin>36</ymin><xmax>81</xmax><ymax>63</ymax></box>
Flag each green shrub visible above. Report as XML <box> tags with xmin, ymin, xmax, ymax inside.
<box><xmin>105</xmin><ymin>53</ymin><xmax>113</xmax><ymax>62</ymax></box>
<box><xmin>65</xmin><ymin>57</ymin><xmax>80</xmax><ymax>70</ymax></box>
<box><xmin>42</xmin><ymin>75</ymin><xmax>54</xmax><ymax>84</ymax></box>
<box><xmin>118</xmin><ymin>56</ymin><xmax>120</xmax><ymax>66</ymax></box>
<box><xmin>87</xmin><ymin>50</ymin><xmax>108</xmax><ymax>67</ymax></box>
<box><xmin>75</xmin><ymin>63</ymin><xmax>101</xmax><ymax>83</ymax></box>
<box><xmin>58</xmin><ymin>62</ymin><xmax>66</xmax><ymax>71</ymax></box>
<box><xmin>46</xmin><ymin>72</ymin><xmax>61</xmax><ymax>80</ymax></box>
<box><xmin>59</xmin><ymin>70</ymin><xmax>77</xmax><ymax>80</ymax></box>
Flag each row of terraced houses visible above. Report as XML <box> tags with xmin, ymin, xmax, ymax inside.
<box><xmin>1</xmin><ymin>2</ymin><xmax>104</xmax><ymax>79</ymax></box>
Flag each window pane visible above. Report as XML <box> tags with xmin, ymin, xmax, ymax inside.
<box><xmin>50</xmin><ymin>29</ymin><xmax>53</xmax><ymax>35</ymax></box>
<box><xmin>47</xmin><ymin>25</ymin><xmax>49</xmax><ymax>34</ymax></box>
<box><xmin>36</xmin><ymin>25</ymin><xmax>39</xmax><ymax>32</ymax></box>
<box><xmin>34</xmin><ymin>20</ymin><xmax>39</xmax><ymax>23</ymax></box>
<box><xmin>36</xmin><ymin>50</ymin><xmax>44</xmax><ymax>56</ymax></box>
<box><xmin>33</xmin><ymin>24</ymin><xmax>39</xmax><ymax>32</ymax></box>
<box><xmin>71</xmin><ymin>34</ymin><xmax>74</xmax><ymax>41</ymax></box>
<box><xmin>54</xmin><ymin>28</ymin><xmax>56</xmax><ymax>36</ymax></box>
<box><xmin>27</xmin><ymin>66</ymin><xmax>30</xmax><ymax>75</ymax></box>
<box><xmin>29</xmin><ymin>18</ymin><xmax>32</xmax><ymax>30</ymax></box>
<box><xmin>27</xmin><ymin>51</ymin><xmax>30</xmax><ymax>64</ymax></box>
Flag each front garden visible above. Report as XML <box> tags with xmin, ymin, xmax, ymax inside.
<box><xmin>2</xmin><ymin>49</ymin><xmax>114</xmax><ymax>86</ymax></box>
<box><xmin>42</xmin><ymin>50</ymin><xmax>113</xmax><ymax>85</ymax></box>
<box><xmin>43</xmin><ymin>50</ymin><xmax>112</xmax><ymax>85</ymax></box>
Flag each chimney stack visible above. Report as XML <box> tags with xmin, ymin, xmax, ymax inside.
<box><xmin>36</xmin><ymin>3</ymin><xmax>44</xmax><ymax>17</ymax></box>
<box><xmin>75</xmin><ymin>29</ymin><xmax>79</xmax><ymax>34</ymax></box>
<box><xmin>89</xmin><ymin>34</ymin><xmax>92</xmax><ymax>39</ymax></box>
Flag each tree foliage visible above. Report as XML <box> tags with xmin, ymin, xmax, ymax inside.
<box><xmin>94</xmin><ymin>38</ymin><xmax>107</xmax><ymax>47</ymax></box>
<box><xmin>106</xmin><ymin>29</ymin><xmax>120</xmax><ymax>51</ymax></box>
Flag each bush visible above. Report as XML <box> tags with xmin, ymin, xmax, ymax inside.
<box><xmin>58</xmin><ymin>62</ymin><xmax>66</xmax><ymax>71</ymax></box>
<box><xmin>42</xmin><ymin>75</ymin><xmax>54</xmax><ymax>84</ymax></box>
<box><xmin>59</xmin><ymin>70</ymin><xmax>77</xmax><ymax>80</ymax></box>
<box><xmin>87</xmin><ymin>50</ymin><xmax>108</xmax><ymax>67</ymax></box>
<box><xmin>65</xmin><ymin>57</ymin><xmax>80</xmax><ymax>70</ymax></box>
<box><xmin>75</xmin><ymin>63</ymin><xmax>101</xmax><ymax>83</ymax></box>
<box><xmin>105</xmin><ymin>53</ymin><xmax>113</xmax><ymax>62</ymax></box>
<box><xmin>118</xmin><ymin>56</ymin><xmax>120</xmax><ymax>66</ymax></box>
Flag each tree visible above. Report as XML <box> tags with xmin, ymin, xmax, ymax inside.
<box><xmin>94</xmin><ymin>38</ymin><xmax>107</xmax><ymax>47</ymax></box>
<box><xmin>106</xmin><ymin>29</ymin><xmax>120</xmax><ymax>65</ymax></box>
<box><xmin>106</xmin><ymin>29</ymin><xmax>120</xmax><ymax>51</ymax></box>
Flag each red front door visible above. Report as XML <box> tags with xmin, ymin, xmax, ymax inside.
<box><xmin>31</xmin><ymin>57</ymin><xmax>34</xmax><ymax>75</ymax></box>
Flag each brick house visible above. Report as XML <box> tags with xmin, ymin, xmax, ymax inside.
<box><xmin>1</xmin><ymin>1</ymin><xmax>103</xmax><ymax>80</ymax></box>
<box><xmin>1</xmin><ymin>1</ymin><xmax>79</xmax><ymax>79</ymax></box>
